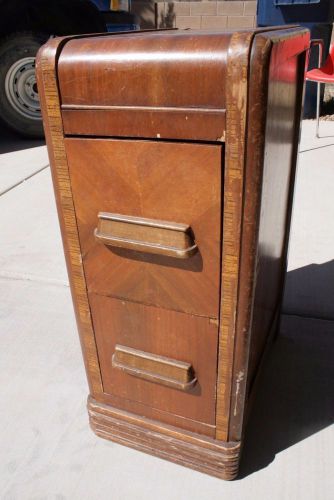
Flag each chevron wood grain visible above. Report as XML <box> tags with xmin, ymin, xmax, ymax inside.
<box><xmin>65</xmin><ymin>138</ymin><xmax>222</xmax><ymax>319</ymax></box>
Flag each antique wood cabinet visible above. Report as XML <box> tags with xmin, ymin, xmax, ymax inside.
<box><xmin>37</xmin><ymin>27</ymin><xmax>309</xmax><ymax>479</ymax></box>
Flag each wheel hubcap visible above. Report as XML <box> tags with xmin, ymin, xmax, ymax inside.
<box><xmin>5</xmin><ymin>57</ymin><xmax>41</xmax><ymax>120</ymax></box>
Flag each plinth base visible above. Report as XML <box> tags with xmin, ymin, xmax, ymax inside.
<box><xmin>88</xmin><ymin>396</ymin><xmax>241</xmax><ymax>480</ymax></box>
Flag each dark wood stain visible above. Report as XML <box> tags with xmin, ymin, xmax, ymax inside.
<box><xmin>36</xmin><ymin>27</ymin><xmax>309</xmax><ymax>480</ymax></box>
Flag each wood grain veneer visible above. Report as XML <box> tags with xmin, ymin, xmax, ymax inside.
<box><xmin>89</xmin><ymin>293</ymin><xmax>218</xmax><ymax>427</ymax></box>
<box><xmin>65</xmin><ymin>138</ymin><xmax>222</xmax><ymax>319</ymax></box>
<box><xmin>61</xmin><ymin>107</ymin><xmax>226</xmax><ymax>142</ymax></box>
<box><xmin>37</xmin><ymin>27</ymin><xmax>310</xmax><ymax>480</ymax></box>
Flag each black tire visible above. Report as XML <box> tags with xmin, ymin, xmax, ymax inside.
<box><xmin>0</xmin><ymin>32</ymin><xmax>48</xmax><ymax>138</ymax></box>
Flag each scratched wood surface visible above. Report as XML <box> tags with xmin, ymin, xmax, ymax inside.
<box><xmin>37</xmin><ymin>27</ymin><xmax>309</xmax><ymax>480</ymax></box>
<box><xmin>228</xmin><ymin>29</ymin><xmax>309</xmax><ymax>442</ymax></box>
<box><xmin>216</xmin><ymin>27</ymin><xmax>309</xmax><ymax>443</ymax></box>
<box><xmin>215</xmin><ymin>30</ymin><xmax>254</xmax><ymax>442</ymax></box>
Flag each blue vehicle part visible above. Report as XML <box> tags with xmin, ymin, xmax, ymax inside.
<box><xmin>257</xmin><ymin>0</ymin><xmax>334</xmax><ymax>117</ymax></box>
<box><xmin>90</xmin><ymin>0</ymin><xmax>111</xmax><ymax>10</ymax></box>
<box><xmin>90</xmin><ymin>0</ymin><xmax>138</xmax><ymax>32</ymax></box>
<box><xmin>257</xmin><ymin>0</ymin><xmax>334</xmax><ymax>25</ymax></box>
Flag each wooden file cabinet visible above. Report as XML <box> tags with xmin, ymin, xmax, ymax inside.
<box><xmin>37</xmin><ymin>27</ymin><xmax>309</xmax><ymax>479</ymax></box>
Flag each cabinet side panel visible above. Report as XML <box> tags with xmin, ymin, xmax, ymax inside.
<box><xmin>247</xmin><ymin>43</ymin><xmax>308</xmax><ymax>390</ymax></box>
<box><xmin>215</xmin><ymin>26</ymin><xmax>304</xmax><ymax>442</ymax></box>
<box><xmin>36</xmin><ymin>39</ymin><xmax>103</xmax><ymax>396</ymax></box>
<box><xmin>228</xmin><ymin>29</ymin><xmax>309</xmax><ymax>441</ymax></box>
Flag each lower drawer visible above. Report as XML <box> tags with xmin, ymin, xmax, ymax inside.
<box><xmin>90</xmin><ymin>294</ymin><xmax>219</xmax><ymax>426</ymax></box>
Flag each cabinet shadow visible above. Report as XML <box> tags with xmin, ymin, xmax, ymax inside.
<box><xmin>239</xmin><ymin>260</ymin><xmax>334</xmax><ymax>478</ymax></box>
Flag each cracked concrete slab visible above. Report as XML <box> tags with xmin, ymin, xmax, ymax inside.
<box><xmin>0</xmin><ymin>120</ymin><xmax>333</xmax><ymax>499</ymax></box>
<box><xmin>0</xmin><ymin>166</ymin><xmax>68</xmax><ymax>285</ymax></box>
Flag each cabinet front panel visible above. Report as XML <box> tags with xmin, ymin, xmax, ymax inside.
<box><xmin>65</xmin><ymin>138</ymin><xmax>222</xmax><ymax>318</ymax></box>
<box><xmin>89</xmin><ymin>294</ymin><xmax>219</xmax><ymax>425</ymax></box>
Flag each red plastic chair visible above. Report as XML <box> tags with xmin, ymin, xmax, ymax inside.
<box><xmin>306</xmin><ymin>41</ymin><xmax>334</xmax><ymax>138</ymax></box>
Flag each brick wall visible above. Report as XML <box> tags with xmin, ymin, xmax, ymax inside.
<box><xmin>131</xmin><ymin>1</ymin><xmax>258</xmax><ymax>30</ymax></box>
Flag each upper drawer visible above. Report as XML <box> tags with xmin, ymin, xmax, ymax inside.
<box><xmin>57</xmin><ymin>31</ymin><xmax>230</xmax><ymax>141</ymax></box>
<box><xmin>65</xmin><ymin>138</ymin><xmax>222</xmax><ymax>318</ymax></box>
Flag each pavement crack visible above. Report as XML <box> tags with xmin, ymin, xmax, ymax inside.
<box><xmin>0</xmin><ymin>164</ymin><xmax>50</xmax><ymax>197</ymax></box>
<box><xmin>0</xmin><ymin>272</ymin><xmax>69</xmax><ymax>288</ymax></box>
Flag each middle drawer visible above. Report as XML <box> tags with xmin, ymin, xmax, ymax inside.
<box><xmin>65</xmin><ymin>138</ymin><xmax>222</xmax><ymax>318</ymax></box>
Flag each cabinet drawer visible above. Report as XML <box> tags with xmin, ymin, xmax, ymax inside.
<box><xmin>65</xmin><ymin>138</ymin><xmax>222</xmax><ymax>318</ymax></box>
<box><xmin>89</xmin><ymin>294</ymin><xmax>219</xmax><ymax>425</ymax></box>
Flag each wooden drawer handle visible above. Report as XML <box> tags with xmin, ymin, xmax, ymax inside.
<box><xmin>112</xmin><ymin>344</ymin><xmax>197</xmax><ymax>391</ymax></box>
<box><xmin>94</xmin><ymin>212</ymin><xmax>198</xmax><ymax>259</ymax></box>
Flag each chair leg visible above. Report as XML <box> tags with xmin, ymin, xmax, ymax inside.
<box><xmin>316</xmin><ymin>81</ymin><xmax>321</xmax><ymax>138</ymax></box>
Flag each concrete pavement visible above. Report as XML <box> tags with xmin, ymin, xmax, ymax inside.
<box><xmin>0</xmin><ymin>120</ymin><xmax>333</xmax><ymax>499</ymax></box>
<box><xmin>284</xmin><ymin>120</ymin><xmax>334</xmax><ymax>319</ymax></box>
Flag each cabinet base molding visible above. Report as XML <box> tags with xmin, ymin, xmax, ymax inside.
<box><xmin>88</xmin><ymin>397</ymin><xmax>241</xmax><ymax>480</ymax></box>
